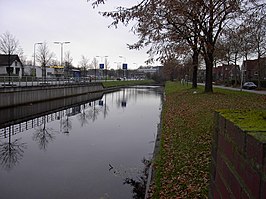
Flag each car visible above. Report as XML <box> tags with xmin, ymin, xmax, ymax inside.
<box><xmin>242</xmin><ymin>82</ymin><xmax>257</xmax><ymax>90</ymax></box>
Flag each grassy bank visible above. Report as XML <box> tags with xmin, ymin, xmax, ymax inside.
<box><xmin>102</xmin><ymin>79</ymin><xmax>154</xmax><ymax>88</ymax></box>
<box><xmin>148</xmin><ymin>81</ymin><xmax>266</xmax><ymax>198</ymax></box>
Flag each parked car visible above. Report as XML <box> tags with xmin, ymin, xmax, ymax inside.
<box><xmin>242</xmin><ymin>82</ymin><xmax>257</xmax><ymax>89</ymax></box>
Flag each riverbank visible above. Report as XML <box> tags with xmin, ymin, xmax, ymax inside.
<box><xmin>147</xmin><ymin>81</ymin><xmax>266</xmax><ymax>198</ymax></box>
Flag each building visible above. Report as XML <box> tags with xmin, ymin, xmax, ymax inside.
<box><xmin>213</xmin><ymin>64</ymin><xmax>240</xmax><ymax>84</ymax></box>
<box><xmin>0</xmin><ymin>54</ymin><xmax>24</xmax><ymax>77</ymax></box>
<box><xmin>35</xmin><ymin>66</ymin><xmax>55</xmax><ymax>78</ymax></box>
<box><xmin>136</xmin><ymin>66</ymin><xmax>162</xmax><ymax>79</ymax></box>
<box><xmin>242</xmin><ymin>58</ymin><xmax>266</xmax><ymax>82</ymax></box>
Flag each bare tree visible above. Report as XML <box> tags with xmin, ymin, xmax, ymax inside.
<box><xmin>79</xmin><ymin>55</ymin><xmax>90</xmax><ymax>77</ymax></box>
<box><xmin>91</xmin><ymin>57</ymin><xmax>99</xmax><ymax>81</ymax></box>
<box><xmin>0</xmin><ymin>31</ymin><xmax>20</xmax><ymax>80</ymax></box>
<box><xmin>36</xmin><ymin>42</ymin><xmax>55</xmax><ymax>81</ymax></box>
<box><xmin>64</xmin><ymin>51</ymin><xmax>73</xmax><ymax>78</ymax></box>
<box><xmin>245</xmin><ymin>4</ymin><xmax>266</xmax><ymax>88</ymax></box>
<box><xmin>0</xmin><ymin>31</ymin><xmax>19</xmax><ymax>55</ymax></box>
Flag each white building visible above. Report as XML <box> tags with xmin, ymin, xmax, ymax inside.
<box><xmin>0</xmin><ymin>54</ymin><xmax>23</xmax><ymax>77</ymax></box>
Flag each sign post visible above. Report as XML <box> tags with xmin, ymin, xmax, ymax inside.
<box><xmin>122</xmin><ymin>63</ymin><xmax>127</xmax><ymax>79</ymax></box>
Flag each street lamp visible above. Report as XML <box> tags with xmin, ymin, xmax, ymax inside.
<box><xmin>54</xmin><ymin>41</ymin><xmax>70</xmax><ymax>66</ymax></box>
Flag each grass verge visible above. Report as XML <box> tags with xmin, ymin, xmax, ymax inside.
<box><xmin>102</xmin><ymin>80</ymin><xmax>154</xmax><ymax>88</ymax></box>
<box><xmin>148</xmin><ymin>81</ymin><xmax>266</xmax><ymax>198</ymax></box>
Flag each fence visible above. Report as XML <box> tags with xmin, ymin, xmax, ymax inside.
<box><xmin>0</xmin><ymin>76</ymin><xmax>93</xmax><ymax>87</ymax></box>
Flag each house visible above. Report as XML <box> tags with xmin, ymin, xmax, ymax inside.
<box><xmin>242</xmin><ymin>58</ymin><xmax>266</xmax><ymax>82</ymax></box>
<box><xmin>213</xmin><ymin>64</ymin><xmax>240</xmax><ymax>84</ymax></box>
<box><xmin>0</xmin><ymin>54</ymin><xmax>24</xmax><ymax>77</ymax></box>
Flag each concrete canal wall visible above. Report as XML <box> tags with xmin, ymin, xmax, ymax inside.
<box><xmin>0</xmin><ymin>91</ymin><xmax>104</xmax><ymax>128</ymax></box>
<box><xmin>0</xmin><ymin>83</ymin><xmax>104</xmax><ymax>108</ymax></box>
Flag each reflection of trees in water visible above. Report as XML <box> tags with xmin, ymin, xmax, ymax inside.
<box><xmin>60</xmin><ymin>109</ymin><xmax>72</xmax><ymax>134</ymax></box>
<box><xmin>77</xmin><ymin>102</ymin><xmax>105</xmax><ymax>126</ymax></box>
<box><xmin>109</xmin><ymin>158</ymin><xmax>151</xmax><ymax>199</ymax></box>
<box><xmin>33</xmin><ymin>116</ymin><xmax>56</xmax><ymax>151</ymax></box>
<box><xmin>78</xmin><ymin>104</ymin><xmax>89</xmax><ymax>127</ymax></box>
<box><xmin>0</xmin><ymin>131</ymin><xmax>27</xmax><ymax>170</ymax></box>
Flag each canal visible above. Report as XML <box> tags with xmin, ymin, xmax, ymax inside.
<box><xmin>0</xmin><ymin>86</ymin><xmax>163</xmax><ymax>199</ymax></box>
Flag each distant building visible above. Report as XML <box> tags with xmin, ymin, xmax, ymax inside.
<box><xmin>137</xmin><ymin>66</ymin><xmax>161</xmax><ymax>73</ymax></box>
<box><xmin>242</xmin><ymin>58</ymin><xmax>266</xmax><ymax>82</ymax></box>
<box><xmin>213</xmin><ymin>64</ymin><xmax>240</xmax><ymax>83</ymax></box>
<box><xmin>136</xmin><ymin>66</ymin><xmax>162</xmax><ymax>79</ymax></box>
<box><xmin>0</xmin><ymin>54</ymin><xmax>24</xmax><ymax>77</ymax></box>
<box><xmin>35</xmin><ymin>66</ymin><xmax>55</xmax><ymax>78</ymax></box>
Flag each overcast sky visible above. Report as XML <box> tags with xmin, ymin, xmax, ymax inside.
<box><xmin>0</xmin><ymin>0</ymin><xmax>156</xmax><ymax>69</ymax></box>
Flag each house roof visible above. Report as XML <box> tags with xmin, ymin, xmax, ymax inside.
<box><xmin>0</xmin><ymin>54</ymin><xmax>23</xmax><ymax>66</ymax></box>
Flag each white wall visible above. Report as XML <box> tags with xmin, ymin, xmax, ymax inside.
<box><xmin>0</xmin><ymin>60</ymin><xmax>23</xmax><ymax>77</ymax></box>
<box><xmin>35</xmin><ymin>66</ymin><xmax>55</xmax><ymax>78</ymax></box>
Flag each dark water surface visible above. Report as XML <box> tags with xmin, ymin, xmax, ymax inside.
<box><xmin>0</xmin><ymin>87</ymin><xmax>163</xmax><ymax>199</ymax></box>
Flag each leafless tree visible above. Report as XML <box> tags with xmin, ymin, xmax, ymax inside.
<box><xmin>0</xmin><ymin>31</ymin><xmax>19</xmax><ymax>55</ymax></box>
<box><xmin>91</xmin><ymin>57</ymin><xmax>99</xmax><ymax>80</ymax></box>
<box><xmin>64</xmin><ymin>51</ymin><xmax>73</xmax><ymax>78</ymax></box>
<box><xmin>244</xmin><ymin>4</ymin><xmax>266</xmax><ymax>87</ymax></box>
<box><xmin>0</xmin><ymin>31</ymin><xmax>20</xmax><ymax>79</ymax></box>
<box><xmin>36</xmin><ymin>42</ymin><xmax>55</xmax><ymax>81</ymax></box>
<box><xmin>79</xmin><ymin>55</ymin><xmax>90</xmax><ymax>77</ymax></box>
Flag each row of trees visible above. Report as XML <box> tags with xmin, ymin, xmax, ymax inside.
<box><xmin>0</xmin><ymin>31</ymin><xmax>111</xmax><ymax>77</ymax></box>
<box><xmin>90</xmin><ymin>0</ymin><xmax>266</xmax><ymax>92</ymax></box>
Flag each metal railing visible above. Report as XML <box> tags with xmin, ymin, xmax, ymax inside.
<box><xmin>0</xmin><ymin>76</ymin><xmax>94</xmax><ymax>88</ymax></box>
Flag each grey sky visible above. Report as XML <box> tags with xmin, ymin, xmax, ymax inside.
<box><xmin>0</xmin><ymin>0</ymin><xmax>154</xmax><ymax>69</ymax></box>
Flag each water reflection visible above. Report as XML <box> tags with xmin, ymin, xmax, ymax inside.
<box><xmin>0</xmin><ymin>129</ymin><xmax>27</xmax><ymax>170</ymax></box>
<box><xmin>33</xmin><ymin>115</ymin><xmax>57</xmax><ymax>151</ymax></box>
<box><xmin>123</xmin><ymin>158</ymin><xmax>151</xmax><ymax>199</ymax></box>
<box><xmin>108</xmin><ymin>158</ymin><xmax>150</xmax><ymax>199</ymax></box>
<box><xmin>0</xmin><ymin>86</ymin><xmax>163</xmax><ymax>199</ymax></box>
<box><xmin>60</xmin><ymin>109</ymin><xmax>73</xmax><ymax>134</ymax></box>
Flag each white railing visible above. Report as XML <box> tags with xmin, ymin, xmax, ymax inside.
<box><xmin>0</xmin><ymin>76</ymin><xmax>95</xmax><ymax>87</ymax></box>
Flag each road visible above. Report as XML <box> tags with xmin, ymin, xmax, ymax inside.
<box><xmin>198</xmin><ymin>83</ymin><xmax>266</xmax><ymax>95</ymax></box>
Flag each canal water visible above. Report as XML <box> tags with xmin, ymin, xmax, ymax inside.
<box><xmin>0</xmin><ymin>86</ymin><xmax>163</xmax><ymax>199</ymax></box>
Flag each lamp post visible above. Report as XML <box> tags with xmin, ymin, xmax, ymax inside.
<box><xmin>54</xmin><ymin>41</ymin><xmax>70</xmax><ymax>66</ymax></box>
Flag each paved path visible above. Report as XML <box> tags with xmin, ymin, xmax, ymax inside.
<box><xmin>198</xmin><ymin>83</ymin><xmax>266</xmax><ymax>95</ymax></box>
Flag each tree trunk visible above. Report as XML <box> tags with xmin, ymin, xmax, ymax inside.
<box><xmin>204</xmin><ymin>51</ymin><xmax>213</xmax><ymax>93</ymax></box>
<box><xmin>192</xmin><ymin>50</ymin><xmax>199</xmax><ymax>89</ymax></box>
<box><xmin>257</xmin><ymin>56</ymin><xmax>261</xmax><ymax>88</ymax></box>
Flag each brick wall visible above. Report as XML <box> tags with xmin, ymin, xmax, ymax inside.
<box><xmin>209</xmin><ymin>112</ymin><xmax>266</xmax><ymax>199</ymax></box>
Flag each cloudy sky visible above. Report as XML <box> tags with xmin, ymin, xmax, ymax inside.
<box><xmin>0</xmin><ymin>0</ymin><xmax>155</xmax><ymax>69</ymax></box>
